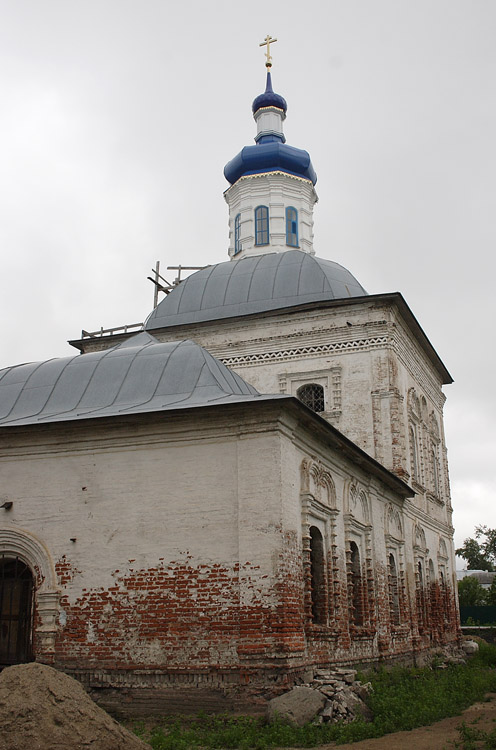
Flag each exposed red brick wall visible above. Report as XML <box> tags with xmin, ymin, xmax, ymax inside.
<box><xmin>55</xmin><ymin>556</ymin><xmax>80</xmax><ymax>586</ymax></box>
<box><xmin>51</xmin><ymin>548</ymin><xmax>306</xmax><ymax>674</ymax></box>
<box><xmin>39</xmin><ymin>542</ymin><xmax>461</xmax><ymax>708</ymax></box>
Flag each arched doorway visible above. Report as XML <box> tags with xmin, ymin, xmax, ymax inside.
<box><xmin>0</xmin><ymin>556</ymin><xmax>34</xmax><ymax>665</ymax></box>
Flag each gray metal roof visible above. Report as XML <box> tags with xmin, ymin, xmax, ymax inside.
<box><xmin>0</xmin><ymin>332</ymin><xmax>263</xmax><ymax>427</ymax></box>
<box><xmin>145</xmin><ymin>250</ymin><xmax>367</xmax><ymax>331</ymax></box>
<box><xmin>0</xmin><ymin>333</ymin><xmax>415</xmax><ymax>499</ymax></box>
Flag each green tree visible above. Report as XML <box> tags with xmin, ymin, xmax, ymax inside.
<box><xmin>457</xmin><ymin>575</ymin><xmax>487</xmax><ymax>606</ymax></box>
<box><xmin>485</xmin><ymin>576</ymin><xmax>496</xmax><ymax>606</ymax></box>
<box><xmin>456</xmin><ymin>525</ymin><xmax>496</xmax><ymax>571</ymax></box>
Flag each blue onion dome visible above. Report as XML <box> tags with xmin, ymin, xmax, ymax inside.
<box><xmin>252</xmin><ymin>72</ymin><xmax>287</xmax><ymax>114</ymax></box>
<box><xmin>224</xmin><ymin>143</ymin><xmax>317</xmax><ymax>185</ymax></box>
<box><xmin>224</xmin><ymin>71</ymin><xmax>317</xmax><ymax>186</ymax></box>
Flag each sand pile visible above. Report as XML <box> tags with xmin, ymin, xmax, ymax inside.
<box><xmin>0</xmin><ymin>662</ymin><xmax>149</xmax><ymax>750</ymax></box>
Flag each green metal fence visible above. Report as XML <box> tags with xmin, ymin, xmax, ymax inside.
<box><xmin>459</xmin><ymin>605</ymin><xmax>496</xmax><ymax>625</ymax></box>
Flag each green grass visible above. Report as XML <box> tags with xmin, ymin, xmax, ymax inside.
<box><xmin>453</xmin><ymin>721</ymin><xmax>496</xmax><ymax>749</ymax></box>
<box><xmin>132</xmin><ymin>643</ymin><xmax>496</xmax><ymax>749</ymax></box>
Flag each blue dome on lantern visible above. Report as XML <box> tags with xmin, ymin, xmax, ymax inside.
<box><xmin>224</xmin><ymin>72</ymin><xmax>317</xmax><ymax>186</ymax></box>
<box><xmin>252</xmin><ymin>72</ymin><xmax>287</xmax><ymax>114</ymax></box>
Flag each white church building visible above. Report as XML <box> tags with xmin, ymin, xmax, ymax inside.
<box><xmin>0</xmin><ymin>49</ymin><xmax>459</xmax><ymax>714</ymax></box>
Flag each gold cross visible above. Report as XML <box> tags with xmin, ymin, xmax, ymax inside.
<box><xmin>259</xmin><ymin>35</ymin><xmax>278</xmax><ymax>68</ymax></box>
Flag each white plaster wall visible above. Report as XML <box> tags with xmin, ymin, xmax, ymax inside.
<box><xmin>145</xmin><ymin>299</ymin><xmax>450</xmax><ymax>511</ymax></box>
<box><xmin>0</xmin><ymin>396</ymin><xmax>458</xmax><ymax>672</ymax></box>
<box><xmin>0</xmin><ymin>412</ymin><xmax>287</xmax><ymax>605</ymax></box>
<box><xmin>225</xmin><ymin>172</ymin><xmax>317</xmax><ymax>259</ymax></box>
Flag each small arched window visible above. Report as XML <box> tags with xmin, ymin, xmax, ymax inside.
<box><xmin>309</xmin><ymin>526</ymin><xmax>326</xmax><ymax>624</ymax></box>
<box><xmin>297</xmin><ymin>383</ymin><xmax>325</xmax><ymax>413</ymax></box>
<box><xmin>234</xmin><ymin>213</ymin><xmax>241</xmax><ymax>255</ymax></box>
<box><xmin>286</xmin><ymin>206</ymin><xmax>298</xmax><ymax>247</ymax></box>
<box><xmin>254</xmin><ymin>205</ymin><xmax>269</xmax><ymax>246</ymax></box>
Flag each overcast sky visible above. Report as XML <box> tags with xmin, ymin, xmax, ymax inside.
<box><xmin>0</xmin><ymin>1</ymin><xmax>494</xmax><ymax>557</ymax></box>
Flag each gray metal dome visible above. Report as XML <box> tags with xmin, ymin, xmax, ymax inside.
<box><xmin>0</xmin><ymin>333</ymin><xmax>262</xmax><ymax>426</ymax></box>
<box><xmin>145</xmin><ymin>250</ymin><xmax>367</xmax><ymax>331</ymax></box>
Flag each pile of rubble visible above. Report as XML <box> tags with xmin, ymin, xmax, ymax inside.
<box><xmin>267</xmin><ymin>643</ymin><xmax>480</xmax><ymax>727</ymax></box>
<box><xmin>267</xmin><ymin>668</ymin><xmax>373</xmax><ymax>727</ymax></box>
<box><xmin>310</xmin><ymin>667</ymin><xmax>374</xmax><ymax>724</ymax></box>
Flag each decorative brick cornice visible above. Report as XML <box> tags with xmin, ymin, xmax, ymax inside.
<box><xmin>220</xmin><ymin>336</ymin><xmax>388</xmax><ymax>368</ymax></box>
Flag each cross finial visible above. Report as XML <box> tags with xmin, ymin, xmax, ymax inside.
<box><xmin>259</xmin><ymin>35</ymin><xmax>278</xmax><ymax>68</ymax></box>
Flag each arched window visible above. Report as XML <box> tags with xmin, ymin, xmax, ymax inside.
<box><xmin>428</xmin><ymin>558</ymin><xmax>435</xmax><ymax>583</ymax></box>
<box><xmin>309</xmin><ymin>526</ymin><xmax>326</xmax><ymax>624</ymax></box>
<box><xmin>416</xmin><ymin>560</ymin><xmax>427</xmax><ymax>632</ymax></box>
<box><xmin>254</xmin><ymin>205</ymin><xmax>269</xmax><ymax>246</ymax></box>
<box><xmin>421</xmin><ymin>396</ymin><xmax>428</xmax><ymax>421</ymax></box>
<box><xmin>431</xmin><ymin>447</ymin><xmax>439</xmax><ymax>496</ymax></box>
<box><xmin>0</xmin><ymin>556</ymin><xmax>34</xmax><ymax>665</ymax></box>
<box><xmin>234</xmin><ymin>213</ymin><xmax>241</xmax><ymax>255</ymax></box>
<box><xmin>388</xmin><ymin>553</ymin><xmax>400</xmax><ymax>625</ymax></box>
<box><xmin>409</xmin><ymin>426</ymin><xmax>419</xmax><ymax>481</ymax></box>
<box><xmin>286</xmin><ymin>206</ymin><xmax>298</xmax><ymax>247</ymax></box>
<box><xmin>297</xmin><ymin>383</ymin><xmax>325</xmax><ymax>413</ymax></box>
<box><xmin>349</xmin><ymin>542</ymin><xmax>364</xmax><ymax>626</ymax></box>
<box><xmin>428</xmin><ymin>558</ymin><xmax>438</xmax><ymax>634</ymax></box>
<box><xmin>439</xmin><ymin>568</ymin><xmax>451</xmax><ymax>625</ymax></box>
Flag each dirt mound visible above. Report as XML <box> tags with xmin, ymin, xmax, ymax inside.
<box><xmin>0</xmin><ymin>662</ymin><xmax>149</xmax><ymax>750</ymax></box>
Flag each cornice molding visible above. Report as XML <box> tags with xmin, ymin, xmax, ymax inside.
<box><xmin>219</xmin><ymin>336</ymin><xmax>388</xmax><ymax>368</ymax></box>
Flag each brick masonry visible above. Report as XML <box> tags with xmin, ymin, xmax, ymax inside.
<box><xmin>0</xmin><ymin>398</ymin><xmax>460</xmax><ymax>714</ymax></box>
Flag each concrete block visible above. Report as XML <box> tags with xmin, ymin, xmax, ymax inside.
<box><xmin>267</xmin><ymin>686</ymin><xmax>326</xmax><ymax>726</ymax></box>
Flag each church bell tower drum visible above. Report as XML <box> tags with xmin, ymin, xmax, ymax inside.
<box><xmin>223</xmin><ymin>39</ymin><xmax>318</xmax><ymax>260</ymax></box>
